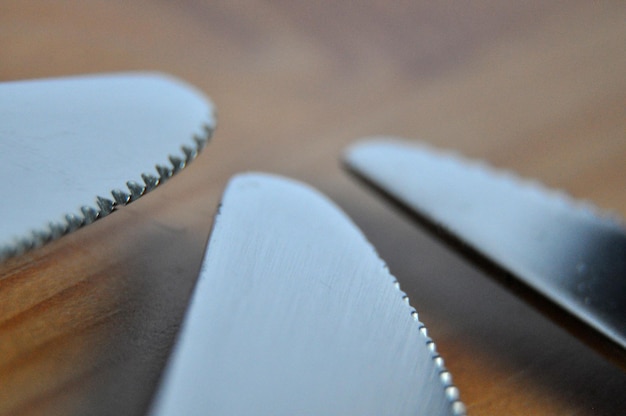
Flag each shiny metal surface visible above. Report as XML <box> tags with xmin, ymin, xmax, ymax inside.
<box><xmin>344</xmin><ymin>138</ymin><xmax>626</xmax><ymax>354</ymax></box>
<box><xmin>149</xmin><ymin>173</ymin><xmax>463</xmax><ymax>416</ymax></box>
<box><xmin>0</xmin><ymin>73</ymin><xmax>215</xmax><ymax>261</ymax></box>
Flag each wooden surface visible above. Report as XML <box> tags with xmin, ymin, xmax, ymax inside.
<box><xmin>1</xmin><ymin>1</ymin><xmax>625</xmax><ymax>415</ymax></box>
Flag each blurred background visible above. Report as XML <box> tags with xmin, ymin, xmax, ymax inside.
<box><xmin>1</xmin><ymin>1</ymin><xmax>625</xmax><ymax>415</ymax></box>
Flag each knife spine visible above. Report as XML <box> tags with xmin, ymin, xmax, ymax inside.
<box><xmin>0</xmin><ymin>123</ymin><xmax>214</xmax><ymax>262</ymax></box>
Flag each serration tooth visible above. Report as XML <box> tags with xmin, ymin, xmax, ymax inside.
<box><xmin>440</xmin><ymin>371</ymin><xmax>453</xmax><ymax>387</ymax></box>
<box><xmin>112</xmin><ymin>189</ymin><xmax>130</xmax><ymax>206</ymax></box>
<box><xmin>28</xmin><ymin>236</ymin><xmax>44</xmax><ymax>249</ymax></box>
<box><xmin>17</xmin><ymin>237</ymin><xmax>34</xmax><ymax>253</ymax></box>
<box><xmin>97</xmin><ymin>196</ymin><xmax>115</xmax><ymax>216</ymax></box>
<box><xmin>169</xmin><ymin>155</ymin><xmax>185</xmax><ymax>173</ymax></box>
<box><xmin>65</xmin><ymin>213</ymin><xmax>83</xmax><ymax>232</ymax></box>
<box><xmin>452</xmin><ymin>401</ymin><xmax>467</xmax><ymax>416</ymax></box>
<box><xmin>32</xmin><ymin>228</ymin><xmax>52</xmax><ymax>244</ymax></box>
<box><xmin>142</xmin><ymin>173</ymin><xmax>159</xmax><ymax>192</ymax></box>
<box><xmin>203</xmin><ymin>123</ymin><xmax>215</xmax><ymax>140</ymax></box>
<box><xmin>48</xmin><ymin>222</ymin><xmax>66</xmax><ymax>240</ymax></box>
<box><xmin>182</xmin><ymin>145</ymin><xmax>197</xmax><ymax>162</ymax></box>
<box><xmin>156</xmin><ymin>164</ymin><xmax>172</xmax><ymax>182</ymax></box>
<box><xmin>194</xmin><ymin>134</ymin><xmax>208</xmax><ymax>151</ymax></box>
<box><xmin>433</xmin><ymin>356</ymin><xmax>446</xmax><ymax>372</ymax></box>
<box><xmin>445</xmin><ymin>386</ymin><xmax>461</xmax><ymax>402</ymax></box>
<box><xmin>81</xmin><ymin>206</ymin><xmax>99</xmax><ymax>225</ymax></box>
<box><xmin>126</xmin><ymin>181</ymin><xmax>145</xmax><ymax>201</ymax></box>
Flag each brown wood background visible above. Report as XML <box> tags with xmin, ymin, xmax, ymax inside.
<box><xmin>1</xmin><ymin>1</ymin><xmax>625</xmax><ymax>415</ymax></box>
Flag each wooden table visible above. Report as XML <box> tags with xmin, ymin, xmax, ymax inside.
<box><xmin>1</xmin><ymin>1</ymin><xmax>625</xmax><ymax>414</ymax></box>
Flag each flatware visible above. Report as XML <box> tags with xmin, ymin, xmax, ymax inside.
<box><xmin>149</xmin><ymin>172</ymin><xmax>465</xmax><ymax>416</ymax></box>
<box><xmin>344</xmin><ymin>137</ymin><xmax>626</xmax><ymax>361</ymax></box>
<box><xmin>0</xmin><ymin>72</ymin><xmax>215</xmax><ymax>261</ymax></box>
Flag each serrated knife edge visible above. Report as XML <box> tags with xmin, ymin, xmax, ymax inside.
<box><xmin>0</xmin><ymin>123</ymin><xmax>214</xmax><ymax>262</ymax></box>
<box><xmin>343</xmin><ymin>137</ymin><xmax>626</xmax><ymax>360</ymax></box>
<box><xmin>149</xmin><ymin>172</ymin><xmax>465</xmax><ymax>416</ymax></box>
<box><xmin>345</xmin><ymin>136</ymin><xmax>625</xmax><ymax>230</ymax></box>
<box><xmin>0</xmin><ymin>126</ymin><xmax>212</xmax><ymax>261</ymax></box>
<box><xmin>0</xmin><ymin>73</ymin><xmax>216</xmax><ymax>262</ymax></box>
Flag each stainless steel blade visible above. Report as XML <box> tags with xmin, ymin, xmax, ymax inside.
<box><xmin>149</xmin><ymin>173</ymin><xmax>464</xmax><ymax>416</ymax></box>
<box><xmin>0</xmin><ymin>72</ymin><xmax>215</xmax><ymax>261</ymax></box>
<box><xmin>344</xmin><ymin>137</ymin><xmax>626</xmax><ymax>355</ymax></box>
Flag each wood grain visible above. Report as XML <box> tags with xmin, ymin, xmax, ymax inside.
<box><xmin>1</xmin><ymin>1</ymin><xmax>625</xmax><ymax>415</ymax></box>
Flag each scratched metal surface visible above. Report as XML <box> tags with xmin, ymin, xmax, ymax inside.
<box><xmin>345</xmin><ymin>138</ymin><xmax>626</xmax><ymax>358</ymax></box>
<box><xmin>0</xmin><ymin>73</ymin><xmax>214</xmax><ymax>260</ymax></box>
<box><xmin>150</xmin><ymin>173</ymin><xmax>462</xmax><ymax>416</ymax></box>
<box><xmin>1</xmin><ymin>2</ymin><xmax>626</xmax><ymax>415</ymax></box>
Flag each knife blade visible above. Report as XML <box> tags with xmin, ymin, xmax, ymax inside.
<box><xmin>148</xmin><ymin>173</ymin><xmax>464</xmax><ymax>416</ymax></box>
<box><xmin>0</xmin><ymin>72</ymin><xmax>215</xmax><ymax>261</ymax></box>
<box><xmin>343</xmin><ymin>137</ymin><xmax>626</xmax><ymax>360</ymax></box>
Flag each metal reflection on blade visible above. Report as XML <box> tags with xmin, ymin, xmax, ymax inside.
<box><xmin>344</xmin><ymin>138</ymin><xmax>626</xmax><ymax>357</ymax></box>
<box><xmin>149</xmin><ymin>173</ymin><xmax>463</xmax><ymax>416</ymax></box>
